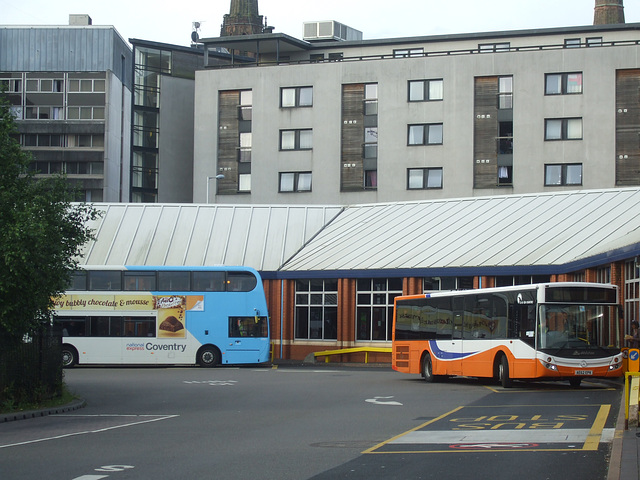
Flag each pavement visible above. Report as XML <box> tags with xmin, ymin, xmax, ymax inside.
<box><xmin>1</xmin><ymin>364</ymin><xmax>638</xmax><ymax>480</ymax></box>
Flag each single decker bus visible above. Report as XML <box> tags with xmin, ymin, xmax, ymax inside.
<box><xmin>392</xmin><ymin>282</ymin><xmax>623</xmax><ymax>387</ymax></box>
<box><xmin>55</xmin><ymin>266</ymin><xmax>270</xmax><ymax>367</ymax></box>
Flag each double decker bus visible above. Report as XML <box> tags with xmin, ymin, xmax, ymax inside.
<box><xmin>54</xmin><ymin>266</ymin><xmax>270</xmax><ymax>367</ymax></box>
<box><xmin>392</xmin><ymin>282</ymin><xmax>623</xmax><ymax>387</ymax></box>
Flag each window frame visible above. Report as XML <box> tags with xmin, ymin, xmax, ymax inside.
<box><xmin>279</xmin><ymin>129</ymin><xmax>313</xmax><ymax>151</ymax></box>
<box><xmin>279</xmin><ymin>171</ymin><xmax>312</xmax><ymax>193</ymax></box>
<box><xmin>294</xmin><ymin>279</ymin><xmax>338</xmax><ymax>340</ymax></box>
<box><xmin>545</xmin><ymin>72</ymin><xmax>583</xmax><ymax>95</ymax></box>
<box><xmin>544</xmin><ymin>118</ymin><xmax>583</xmax><ymax>141</ymax></box>
<box><xmin>280</xmin><ymin>86</ymin><xmax>313</xmax><ymax>108</ymax></box>
<box><xmin>544</xmin><ymin>163</ymin><xmax>583</xmax><ymax>186</ymax></box>
<box><xmin>408</xmin><ymin>79</ymin><xmax>444</xmax><ymax>102</ymax></box>
<box><xmin>407</xmin><ymin>123</ymin><xmax>444</xmax><ymax>146</ymax></box>
<box><xmin>407</xmin><ymin>167</ymin><xmax>443</xmax><ymax>190</ymax></box>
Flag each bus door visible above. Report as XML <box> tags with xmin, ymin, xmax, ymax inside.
<box><xmin>225</xmin><ymin>315</ymin><xmax>269</xmax><ymax>363</ymax></box>
<box><xmin>448</xmin><ymin>296</ymin><xmax>465</xmax><ymax>375</ymax></box>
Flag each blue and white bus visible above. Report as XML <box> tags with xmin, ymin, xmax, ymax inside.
<box><xmin>54</xmin><ymin>266</ymin><xmax>270</xmax><ymax>367</ymax></box>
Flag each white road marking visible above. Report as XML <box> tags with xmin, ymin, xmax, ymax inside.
<box><xmin>0</xmin><ymin>415</ymin><xmax>178</xmax><ymax>449</ymax></box>
<box><xmin>365</xmin><ymin>396</ymin><xmax>403</xmax><ymax>406</ymax></box>
<box><xmin>390</xmin><ymin>428</ymin><xmax>616</xmax><ymax>444</ymax></box>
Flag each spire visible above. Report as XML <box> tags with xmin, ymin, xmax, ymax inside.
<box><xmin>221</xmin><ymin>0</ymin><xmax>264</xmax><ymax>36</ymax></box>
<box><xmin>594</xmin><ymin>0</ymin><xmax>625</xmax><ymax>25</ymax></box>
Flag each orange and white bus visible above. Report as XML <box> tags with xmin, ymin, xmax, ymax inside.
<box><xmin>392</xmin><ymin>282</ymin><xmax>623</xmax><ymax>387</ymax></box>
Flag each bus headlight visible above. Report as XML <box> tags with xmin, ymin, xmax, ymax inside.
<box><xmin>543</xmin><ymin>361</ymin><xmax>558</xmax><ymax>371</ymax></box>
<box><xmin>609</xmin><ymin>357</ymin><xmax>622</xmax><ymax>370</ymax></box>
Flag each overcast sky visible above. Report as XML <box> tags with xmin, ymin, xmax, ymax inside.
<box><xmin>1</xmin><ymin>0</ymin><xmax>639</xmax><ymax>46</ymax></box>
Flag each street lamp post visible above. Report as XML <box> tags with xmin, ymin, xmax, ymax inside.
<box><xmin>206</xmin><ymin>174</ymin><xmax>225</xmax><ymax>203</ymax></box>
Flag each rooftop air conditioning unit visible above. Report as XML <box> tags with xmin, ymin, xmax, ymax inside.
<box><xmin>303</xmin><ymin>21</ymin><xmax>363</xmax><ymax>42</ymax></box>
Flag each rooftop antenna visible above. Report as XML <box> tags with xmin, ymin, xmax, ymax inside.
<box><xmin>191</xmin><ymin>21</ymin><xmax>203</xmax><ymax>45</ymax></box>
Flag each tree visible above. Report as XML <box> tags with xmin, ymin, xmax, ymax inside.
<box><xmin>0</xmin><ymin>90</ymin><xmax>99</xmax><ymax>342</ymax></box>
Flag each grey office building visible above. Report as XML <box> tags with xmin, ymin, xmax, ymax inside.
<box><xmin>0</xmin><ymin>15</ymin><xmax>132</xmax><ymax>202</ymax></box>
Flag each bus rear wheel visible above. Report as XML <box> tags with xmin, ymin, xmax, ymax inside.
<box><xmin>197</xmin><ymin>346</ymin><xmax>220</xmax><ymax>367</ymax></box>
<box><xmin>422</xmin><ymin>353</ymin><xmax>436</xmax><ymax>383</ymax></box>
<box><xmin>62</xmin><ymin>345</ymin><xmax>78</xmax><ymax>368</ymax></box>
<box><xmin>497</xmin><ymin>355</ymin><xmax>512</xmax><ymax>388</ymax></box>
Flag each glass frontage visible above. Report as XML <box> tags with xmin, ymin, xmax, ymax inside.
<box><xmin>356</xmin><ymin>278</ymin><xmax>402</xmax><ymax>341</ymax></box>
<box><xmin>131</xmin><ymin>46</ymin><xmax>172</xmax><ymax>202</ymax></box>
<box><xmin>295</xmin><ymin>279</ymin><xmax>338</xmax><ymax>340</ymax></box>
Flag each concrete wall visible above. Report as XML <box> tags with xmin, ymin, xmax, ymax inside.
<box><xmin>194</xmin><ymin>29</ymin><xmax>640</xmax><ymax>205</ymax></box>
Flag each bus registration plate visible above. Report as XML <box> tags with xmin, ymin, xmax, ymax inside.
<box><xmin>575</xmin><ymin>370</ymin><xmax>592</xmax><ymax>375</ymax></box>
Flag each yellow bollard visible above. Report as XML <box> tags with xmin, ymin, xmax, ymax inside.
<box><xmin>629</xmin><ymin>348</ymin><xmax>640</xmax><ymax>373</ymax></box>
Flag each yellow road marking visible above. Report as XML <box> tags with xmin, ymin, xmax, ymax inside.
<box><xmin>362</xmin><ymin>406</ymin><xmax>464</xmax><ymax>454</ymax></box>
<box><xmin>583</xmin><ymin>404</ymin><xmax>610</xmax><ymax>451</ymax></box>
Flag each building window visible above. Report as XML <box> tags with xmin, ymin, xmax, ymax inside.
<box><xmin>238</xmin><ymin>173</ymin><xmax>251</xmax><ymax>192</ymax></box>
<box><xmin>356</xmin><ymin>278</ymin><xmax>402</xmax><ymax>342</ymax></box>
<box><xmin>280</xmin><ymin>129</ymin><xmax>313</xmax><ymax>150</ymax></box>
<box><xmin>564</xmin><ymin>38</ymin><xmax>581</xmax><ymax>48</ymax></box>
<box><xmin>498</xmin><ymin>76</ymin><xmax>513</xmax><ymax>109</ymax></box>
<box><xmin>596</xmin><ymin>267</ymin><xmax>611</xmax><ymax>284</ymax></box>
<box><xmin>544</xmin><ymin>163</ymin><xmax>583</xmax><ymax>186</ymax></box>
<box><xmin>238</xmin><ymin>90</ymin><xmax>253</xmax><ymax>120</ymax></box>
<box><xmin>25</xmin><ymin>106</ymin><xmax>64</xmax><ymax>120</ymax></box>
<box><xmin>545</xmin><ymin>73</ymin><xmax>582</xmax><ymax>95</ymax></box>
<box><xmin>479</xmin><ymin>43</ymin><xmax>510</xmax><ymax>53</ymax></box>
<box><xmin>279</xmin><ymin>172</ymin><xmax>312</xmax><ymax>192</ymax></box>
<box><xmin>281</xmin><ymin>86</ymin><xmax>313</xmax><ymax>107</ymax></box>
<box><xmin>365</xmin><ymin>170</ymin><xmax>377</xmax><ymax>189</ymax></box>
<box><xmin>408</xmin><ymin>124</ymin><xmax>443</xmax><ymax>145</ymax></box>
<box><xmin>394</xmin><ymin>48</ymin><xmax>423</xmax><ymax>58</ymax></box>
<box><xmin>587</xmin><ymin>37</ymin><xmax>603</xmax><ymax>47</ymax></box>
<box><xmin>238</xmin><ymin>132</ymin><xmax>252</xmax><ymax>162</ymax></box>
<box><xmin>407</xmin><ymin>168</ymin><xmax>443</xmax><ymax>189</ymax></box>
<box><xmin>495</xmin><ymin>275</ymin><xmax>551</xmax><ymax>287</ymax></box>
<box><xmin>68</xmin><ymin>79</ymin><xmax>105</xmax><ymax>93</ymax></box>
<box><xmin>68</xmin><ymin>106</ymin><xmax>105</xmax><ymax>120</ymax></box>
<box><xmin>295</xmin><ymin>279</ymin><xmax>338</xmax><ymax>340</ymax></box>
<box><xmin>408</xmin><ymin>79</ymin><xmax>443</xmax><ymax>102</ymax></box>
<box><xmin>25</xmin><ymin>78</ymin><xmax>64</xmax><ymax>92</ymax></box>
<box><xmin>0</xmin><ymin>78</ymin><xmax>22</xmax><ymax>93</ymax></box>
<box><xmin>545</xmin><ymin>118</ymin><xmax>582</xmax><ymax>140</ymax></box>
<box><xmin>424</xmin><ymin>277</ymin><xmax>474</xmax><ymax>291</ymax></box>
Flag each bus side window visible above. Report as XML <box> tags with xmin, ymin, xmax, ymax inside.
<box><xmin>229</xmin><ymin>316</ymin><xmax>268</xmax><ymax>338</ymax></box>
<box><xmin>193</xmin><ymin>272</ymin><xmax>225</xmax><ymax>292</ymax></box>
<box><xmin>452</xmin><ymin>297</ymin><xmax>464</xmax><ymax>339</ymax></box>
<box><xmin>227</xmin><ymin>272</ymin><xmax>257</xmax><ymax>292</ymax></box>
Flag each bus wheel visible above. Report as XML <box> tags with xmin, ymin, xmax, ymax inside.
<box><xmin>62</xmin><ymin>345</ymin><xmax>78</xmax><ymax>368</ymax></box>
<box><xmin>197</xmin><ymin>346</ymin><xmax>220</xmax><ymax>367</ymax></box>
<box><xmin>422</xmin><ymin>354</ymin><xmax>436</xmax><ymax>383</ymax></box>
<box><xmin>569</xmin><ymin>377</ymin><xmax>582</xmax><ymax>388</ymax></box>
<box><xmin>498</xmin><ymin>355</ymin><xmax>512</xmax><ymax>388</ymax></box>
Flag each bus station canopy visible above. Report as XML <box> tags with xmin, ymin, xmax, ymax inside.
<box><xmin>80</xmin><ymin>187</ymin><xmax>640</xmax><ymax>279</ymax></box>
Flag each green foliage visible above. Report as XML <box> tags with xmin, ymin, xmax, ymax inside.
<box><xmin>0</xmin><ymin>90</ymin><xmax>99</xmax><ymax>341</ymax></box>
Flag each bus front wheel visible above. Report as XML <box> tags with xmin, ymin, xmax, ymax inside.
<box><xmin>62</xmin><ymin>345</ymin><xmax>78</xmax><ymax>368</ymax></box>
<box><xmin>497</xmin><ymin>355</ymin><xmax>512</xmax><ymax>388</ymax></box>
<box><xmin>422</xmin><ymin>353</ymin><xmax>436</xmax><ymax>383</ymax></box>
<box><xmin>197</xmin><ymin>346</ymin><xmax>220</xmax><ymax>367</ymax></box>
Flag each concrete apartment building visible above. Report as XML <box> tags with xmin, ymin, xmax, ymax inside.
<box><xmin>0</xmin><ymin>15</ymin><xmax>132</xmax><ymax>202</ymax></box>
<box><xmin>193</xmin><ymin>3</ymin><xmax>640</xmax><ymax>205</ymax></box>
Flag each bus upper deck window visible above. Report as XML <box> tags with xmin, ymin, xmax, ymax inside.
<box><xmin>68</xmin><ymin>271</ymin><xmax>87</xmax><ymax>290</ymax></box>
<box><xmin>158</xmin><ymin>271</ymin><xmax>191</xmax><ymax>291</ymax></box>
<box><xmin>89</xmin><ymin>271</ymin><xmax>122</xmax><ymax>291</ymax></box>
<box><xmin>123</xmin><ymin>272</ymin><xmax>157</xmax><ymax>291</ymax></box>
<box><xmin>193</xmin><ymin>271</ymin><xmax>226</xmax><ymax>292</ymax></box>
<box><xmin>227</xmin><ymin>272</ymin><xmax>257</xmax><ymax>292</ymax></box>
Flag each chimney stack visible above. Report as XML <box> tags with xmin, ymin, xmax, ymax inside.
<box><xmin>594</xmin><ymin>0</ymin><xmax>625</xmax><ymax>25</ymax></box>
